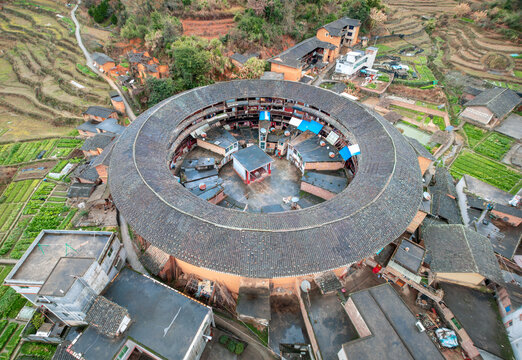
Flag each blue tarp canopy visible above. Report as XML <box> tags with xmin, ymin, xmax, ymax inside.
<box><xmin>339</xmin><ymin>146</ymin><xmax>351</xmax><ymax>161</ymax></box>
<box><xmin>259</xmin><ymin>111</ymin><xmax>271</xmax><ymax>121</ymax></box>
<box><xmin>297</xmin><ymin>121</ymin><xmax>310</xmax><ymax>132</ymax></box>
<box><xmin>308</xmin><ymin>120</ymin><xmax>323</xmax><ymax>134</ymax></box>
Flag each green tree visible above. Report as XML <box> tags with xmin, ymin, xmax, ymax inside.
<box><xmin>145</xmin><ymin>77</ymin><xmax>180</xmax><ymax>106</ymax></box>
<box><xmin>239</xmin><ymin>58</ymin><xmax>266</xmax><ymax>79</ymax></box>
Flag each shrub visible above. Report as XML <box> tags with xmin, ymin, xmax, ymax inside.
<box><xmin>227</xmin><ymin>340</ymin><xmax>236</xmax><ymax>352</ymax></box>
<box><xmin>235</xmin><ymin>342</ymin><xmax>245</xmax><ymax>354</ymax></box>
<box><xmin>219</xmin><ymin>335</ymin><xmax>229</xmax><ymax>344</ymax></box>
<box><xmin>32</xmin><ymin>312</ymin><xmax>44</xmax><ymax>330</ymax></box>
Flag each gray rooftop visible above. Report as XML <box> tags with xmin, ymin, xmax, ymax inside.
<box><xmin>90</xmin><ymin>140</ymin><xmax>116</xmax><ymax>168</ymax></box>
<box><xmin>495</xmin><ymin>113</ymin><xmax>522</xmax><ymax>140</ymax></box>
<box><xmin>269</xmin><ymin>38</ymin><xmax>337</xmax><ymax>69</ymax></box>
<box><xmin>465</xmin><ymin>87</ymin><xmax>521</xmax><ymax>119</ymax></box>
<box><xmin>67</xmin><ymin>182</ymin><xmax>95</xmax><ymax>198</ymax></box>
<box><xmin>96</xmin><ymin>118</ymin><xmax>125</xmax><ymax>135</ymax></box>
<box><xmin>301</xmin><ymin>171</ymin><xmax>347</xmax><ymax>194</ymax></box>
<box><xmin>230</xmin><ymin>53</ymin><xmax>258</xmax><ymax>65</ymax></box>
<box><xmin>139</xmin><ymin>245</ymin><xmax>170</xmax><ymax>275</ymax></box>
<box><xmin>341</xmin><ymin>284</ymin><xmax>443</xmax><ymax>360</ymax></box>
<box><xmin>236</xmin><ymin>286</ymin><xmax>271</xmax><ymax>321</ymax></box>
<box><xmin>91</xmin><ymin>52</ymin><xmax>114</xmax><ymax>65</ymax></box>
<box><xmin>108</xmin><ymin>80</ymin><xmax>422</xmax><ymax>278</ymax></box>
<box><xmin>232</xmin><ymin>145</ymin><xmax>274</xmax><ymax>172</ymax></box>
<box><xmin>423</xmin><ymin>224</ymin><xmax>503</xmax><ymax>284</ymax></box>
<box><xmin>76</xmin><ymin>121</ymin><xmax>99</xmax><ymax>134</ymax></box>
<box><xmin>6</xmin><ymin>230</ymin><xmax>112</xmax><ymax>284</ymax></box>
<box><xmin>260</xmin><ymin>71</ymin><xmax>284</xmax><ymax>80</ymax></box>
<box><xmin>391</xmin><ymin>238</ymin><xmax>425</xmax><ymax>274</ymax></box>
<box><xmin>39</xmin><ymin>257</ymin><xmax>94</xmax><ymax>296</ymax></box>
<box><xmin>294</xmin><ymin>135</ymin><xmax>343</xmax><ymax>163</ymax></box>
<box><xmin>72</xmin><ymin>163</ymin><xmax>99</xmax><ymax>182</ymax></box>
<box><xmin>200</xmin><ymin>127</ymin><xmax>237</xmax><ymax>149</ymax></box>
<box><xmin>85</xmin><ymin>296</ymin><xmax>129</xmax><ymax>337</ymax></box>
<box><xmin>83</xmin><ymin>106</ymin><xmax>115</xmax><ymax>119</ymax></box>
<box><xmin>406</xmin><ymin>137</ymin><xmax>435</xmax><ymax>161</ymax></box>
<box><xmin>81</xmin><ymin>133</ymin><xmax>115</xmax><ymax>152</ymax></box>
<box><xmin>322</xmin><ymin>17</ymin><xmax>361</xmax><ymax>36</ymax></box>
<box><xmin>70</xmin><ymin>268</ymin><xmax>211</xmax><ymax>359</ymax></box>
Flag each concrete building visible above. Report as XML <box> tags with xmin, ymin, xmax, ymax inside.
<box><xmin>55</xmin><ymin>268</ymin><xmax>213</xmax><ymax>360</ymax></box>
<box><xmin>317</xmin><ymin>17</ymin><xmax>361</xmax><ymax>53</ymax></box>
<box><xmin>339</xmin><ymin>284</ymin><xmax>443</xmax><ymax>360</ymax></box>
<box><xmin>232</xmin><ymin>145</ymin><xmax>274</xmax><ymax>184</ymax></box>
<box><xmin>335</xmin><ymin>47</ymin><xmax>378</xmax><ymax>77</ymax></box>
<box><xmin>460</xmin><ymin>87</ymin><xmax>521</xmax><ymax>128</ymax></box>
<box><xmin>497</xmin><ymin>272</ymin><xmax>522</xmax><ymax>359</ymax></box>
<box><xmin>4</xmin><ymin>230</ymin><xmax>126</xmax><ymax>326</ymax></box>
<box><xmin>422</xmin><ymin>224</ymin><xmax>503</xmax><ymax>287</ymax></box>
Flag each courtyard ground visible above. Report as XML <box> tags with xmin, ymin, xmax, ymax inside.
<box><xmin>269</xmin><ymin>295</ymin><xmax>308</xmax><ymax>355</ymax></box>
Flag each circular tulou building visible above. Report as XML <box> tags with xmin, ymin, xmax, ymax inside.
<box><xmin>109</xmin><ymin>80</ymin><xmax>423</xmax><ymax>292</ymax></box>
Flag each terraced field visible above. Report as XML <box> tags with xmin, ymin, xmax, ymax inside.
<box><xmin>0</xmin><ymin>0</ymin><xmax>110</xmax><ymax>142</ymax></box>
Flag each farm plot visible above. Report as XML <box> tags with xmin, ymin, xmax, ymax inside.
<box><xmin>462</xmin><ymin>123</ymin><xmax>487</xmax><ymax>147</ymax></box>
<box><xmin>0</xmin><ymin>138</ymin><xmax>82</xmax><ymax>165</ymax></box>
<box><xmin>474</xmin><ymin>133</ymin><xmax>514</xmax><ymax>161</ymax></box>
<box><xmin>450</xmin><ymin>151</ymin><xmax>521</xmax><ymax>194</ymax></box>
<box><xmin>0</xmin><ymin>179</ymin><xmax>39</xmax><ymax>235</ymax></box>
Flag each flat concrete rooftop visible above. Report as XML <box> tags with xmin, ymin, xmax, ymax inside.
<box><xmin>39</xmin><ymin>257</ymin><xmax>94</xmax><ymax>297</ymax></box>
<box><xmin>8</xmin><ymin>230</ymin><xmax>112</xmax><ymax>283</ymax></box>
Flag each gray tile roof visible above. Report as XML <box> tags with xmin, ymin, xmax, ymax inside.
<box><xmin>230</xmin><ymin>53</ymin><xmax>258</xmax><ymax>65</ymax></box>
<box><xmin>322</xmin><ymin>17</ymin><xmax>361</xmax><ymax>36</ymax></box>
<box><xmin>492</xmin><ymin>203</ymin><xmax>522</xmax><ymax>219</ymax></box>
<box><xmin>77</xmin><ymin>120</ymin><xmax>99</xmax><ymax>134</ymax></box>
<box><xmin>67</xmin><ymin>182</ymin><xmax>96</xmax><ymax>198</ymax></box>
<box><xmin>90</xmin><ymin>140</ymin><xmax>116</xmax><ymax>168</ymax></box>
<box><xmin>108</xmin><ymin>80</ymin><xmax>422</xmax><ymax>278</ymax></box>
<box><xmin>72</xmin><ymin>163</ymin><xmax>99</xmax><ymax>182</ymax></box>
<box><xmin>96</xmin><ymin>118</ymin><xmax>125</xmax><ymax>135</ymax></box>
<box><xmin>314</xmin><ymin>271</ymin><xmax>342</xmax><ymax>293</ymax></box>
<box><xmin>465</xmin><ymin>87</ymin><xmax>521</xmax><ymax>119</ymax></box>
<box><xmin>232</xmin><ymin>145</ymin><xmax>273</xmax><ymax>172</ymax></box>
<box><xmin>86</xmin><ymin>295</ymin><xmax>129</xmax><ymax>337</ymax></box>
<box><xmin>504</xmin><ymin>282</ymin><xmax>522</xmax><ymax>310</ymax></box>
<box><xmin>342</xmin><ymin>284</ymin><xmax>443</xmax><ymax>360</ymax></box>
<box><xmin>83</xmin><ymin>106</ymin><xmax>116</xmax><ymax>119</ymax></box>
<box><xmin>81</xmin><ymin>133</ymin><xmax>115</xmax><ymax>151</ymax></box>
<box><xmin>383</xmin><ymin>111</ymin><xmax>402</xmax><ymax>124</ymax></box>
<box><xmin>391</xmin><ymin>238</ymin><xmax>425</xmax><ymax>274</ymax></box>
<box><xmin>51</xmin><ymin>342</ymin><xmax>76</xmax><ymax>360</ymax></box>
<box><xmin>139</xmin><ymin>245</ymin><xmax>170</xmax><ymax>275</ymax></box>
<box><xmin>269</xmin><ymin>38</ymin><xmax>337</xmax><ymax>68</ymax></box>
<box><xmin>91</xmin><ymin>52</ymin><xmax>114</xmax><ymax>65</ymax></box>
<box><xmin>200</xmin><ymin>127</ymin><xmax>237</xmax><ymax>149</ymax></box>
<box><xmin>301</xmin><ymin>171</ymin><xmax>347</xmax><ymax>194</ymax></box>
<box><xmin>423</xmin><ymin>224</ymin><xmax>503</xmax><ymax>284</ymax></box>
<box><xmin>406</xmin><ymin>137</ymin><xmax>435</xmax><ymax>161</ymax></box>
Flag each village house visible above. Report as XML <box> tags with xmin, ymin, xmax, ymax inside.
<box><xmin>127</xmin><ymin>50</ymin><xmax>169</xmax><ymax>84</ymax></box>
<box><xmin>230</xmin><ymin>53</ymin><xmax>259</xmax><ymax>68</ymax></box>
<box><xmin>287</xmin><ymin>131</ymin><xmax>344</xmax><ymax>173</ymax></box>
<box><xmin>90</xmin><ymin>141</ymin><xmax>116</xmax><ymax>183</ymax></box>
<box><xmin>496</xmin><ymin>272</ymin><xmax>522</xmax><ymax>359</ymax></box>
<box><xmin>91</xmin><ymin>52</ymin><xmax>115</xmax><ymax>73</ymax></box>
<box><xmin>232</xmin><ymin>145</ymin><xmax>274</xmax><ymax>184</ymax></box>
<box><xmin>71</xmin><ymin>162</ymin><xmax>100</xmax><ymax>184</ymax></box>
<box><xmin>422</xmin><ymin>224</ymin><xmax>503</xmax><ymax>288</ymax></box>
<box><xmin>77</xmin><ymin>118</ymin><xmax>124</xmax><ymax>138</ymax></box>
<box><xmin>300</xmin><ymin>171</ymin><xmax>347</xmax><ymax>200</ymax></box>
<box><xmin>338</xmin><ymin>284</ymin><xmax>443</xmax><ymax>360</ymax></box>
<box><xmin>195</xmin><ymin>127</ymin><xmax>239</xmax><ymax>166</ymax></box>
<box><xmin>82</xmin><ymin>106</ymin><xmax>118</xmax><ymax>122</ymax></box>
<box><xmin>428</xmin><ymin>168</ymin><xmax>462</xmax><ymax>225</ymax></box>
<box><xmin>50</xmin><ymin>268</ymin><xmax>213</xmax><ymax>360</ymax></box>
<box><xmin>80</xmin><ymin>133</ymin><xmax>117</xmax><ymax>157</ymax></box>
<box><xmin>4</xmin><ymin>230</ymin><xmax>126</xmax><ymax>326</ymax></box>
<box><xmin>180</xmin><ymin>157</ymin><xmax>226</xmax><ymax>204</ymax></box>
<box><xmin>67</xmin><ymin>182</ymin><xmax>96</xmax><ymax>199</ymax></box>
<box><xmin>269</xmin><ymin>17</ymin><xmax>361</xmax><ymax>81</ymax></box>
<box><xmin>109</xmin><ymin>90</ymin><xmax>126</xmax><ymax>115</ymax></box>
<box><xmin>459</xmin><ymin>87</ymin><xmax>521</xmax><ymax>128</ymax></box>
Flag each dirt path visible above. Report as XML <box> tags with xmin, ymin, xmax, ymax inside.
<box><xmin>71</xmin><ymin>0</ymin><xmax>136</xmax><ymax>121</ymax></box>
<box><xmin>388</xmin><ymin>99</ymin><xmax>450</xmax><ymax>127</ymax></box>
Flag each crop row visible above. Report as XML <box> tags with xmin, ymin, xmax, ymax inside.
<box><xmin>463</xmin><ymin>123</ymin><xmax>487</xmax><ymax>147</ymax></box>
<box><xmin>474</xmin><ymin>133</ymin><xmax>514</xmax><ymax>161</ymax></box>
<box><xmin>1</xmin><ymin>179</ymin><xmax>39</xmax><ymax>204</ymax></box>
<box><xmin>0</xmin><ymin>139</ymin><xmax>58</xmax><ymax>165</ymax></box>
<box><xmin>0</xmin><ymin>203</ymin><xmax>23</xmax><ymax>232</ymax></box>
<box><xmin>0</xmin><ymin>217</ymin><xmax>31</xmax><ymax>256</ymax></box>
<box><xmin>450</xmin><ymin>151</ymin><xmax>521</xmax><ymax>193</ymax></box>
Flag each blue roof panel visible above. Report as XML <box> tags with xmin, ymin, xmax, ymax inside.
<box><xmin>339</xmin><ymin>146</ymin><xmax>351</xmax><ymax>161</ymax></box>
<box><xmin>308</xmin><ymin>120</ymin><xmax>323</xmax><ymax>134</ymax></box>
<box><xmin>259</xmin><ymin>111</ymin><xmax>271</xmax><ymax>121</ymax></box>
<box><xmin>297</xmin><ymin>121</ymin><xmax>310</xmax><ymax>132</ymax></box>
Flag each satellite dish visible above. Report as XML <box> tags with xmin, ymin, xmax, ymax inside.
<box><xmin>284</xmin><ymin>130</ymin><xmax>291</xmax><ymax>136</ymax></box>
<box><xmin>201</xmin><ymin>132</ymin><xmax>207</xmax><ymax>138</ymax></box>
<box><xmin>329</xmin><ymin>152</ymin><xmax>335</xmax><ymax>158</ymax></box>
<box><xmin>291</xmin><ymin>196</ymin><xmax>300</xmax><ymax>203</ymax></box>
<box><xmin>300</xmin><ymin>280</ymin><xmax>311</xmax><ymax>293</ymax></box>
<box><xmin>260</xmin><ymin>128</ymin><xmax>267</xmax><ymax>134</ymax></box>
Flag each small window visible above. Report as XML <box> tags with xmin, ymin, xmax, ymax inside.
<box><xmin>107</xmin><ymin>247</ymin><xmax>114</xmax><ymax>258</ymax></box>
<box><xmin>506</xmin><ymin>320</ymin><xmax>513</xmax><ymax>328</ymax></box>
<box><xmin>117</xmin><ymin>345</ymin><xmax>129</xmax><ymax>360</ymax></box>
<box><xmin>349</xmin><ymin>25</ymin><xmax>354</xmax><ymax>30</ymax></box>
<box><xmin>348</xmin><ymin>32</ymin><xmax>353</xmax><ymax>37</ymax></box>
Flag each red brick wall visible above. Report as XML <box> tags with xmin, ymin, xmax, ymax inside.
<box><xmin>300</xmin><ymin>182</ymin><xmax>336</xmax><ymax>200</ymax></box>
<box><xmin>305</xmin><ymin>161</ymin><xmax>344</xmax><ymax>171</ymax></box>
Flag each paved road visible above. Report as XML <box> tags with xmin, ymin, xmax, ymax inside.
<box><xmin>70</xmin><ymin>1</ymin><xmax>136</xmax><ymax>121</ymax></box>
<box><xmin>118</xmin><ymin>213</ymin><xmax>148</xmax><ymax>274</ymax></box>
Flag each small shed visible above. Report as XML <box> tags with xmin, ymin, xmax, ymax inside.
<box><xmin>232</xmin><ymin>145</ymin><xmax>274</xmax><ymax>184</ymax></box>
